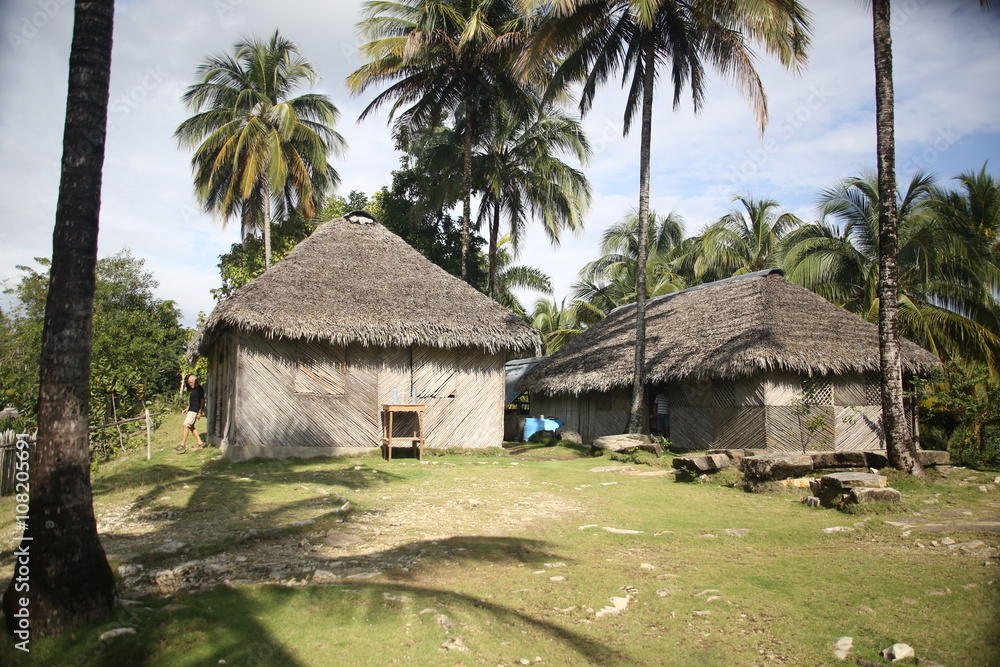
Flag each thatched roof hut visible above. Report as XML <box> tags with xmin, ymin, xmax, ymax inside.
<box><xmin>518</xmin><ymin>270</ymin><xmax>941</xmax><ymax>451</ymax></box>
<box><xmin>194</xmin><ymin>214</ymin><xmax>540</xmax><ymax>461</ymax></box>
<box><xmin>192</xmin><ymin>214</ymin><xmax>539</xmax><ymax>357</ymax></box>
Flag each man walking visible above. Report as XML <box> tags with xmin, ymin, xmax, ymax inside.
<box><xmin>176</xmin><ymin>374</ymin><xmax>206</xmax><ymax>451</ymax></box>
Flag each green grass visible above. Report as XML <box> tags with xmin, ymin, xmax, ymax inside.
<box><xmin>0</xmin><ymin>416</ymin><xmax>997</xmax><ymax>666</ymax></box>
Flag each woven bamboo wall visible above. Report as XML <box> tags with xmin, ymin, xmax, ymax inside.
<box><xmin>206</xmin><ymin>330</ymin><xmax>238</xmax><ymax>447</ymax></box>
<box><xmin>532</xmin><ymin>388</ymin><xmax>630</xmax><ymax>443</ymax></box>
<box><xmin>233</xmin><ymin>335</ymin><xmax>380</xmax><ymax>450</ymax></box>
<box><xmin>378</xmin><ymin>346</ymin><xmax>504</xmax><ymax>448</ymax></box>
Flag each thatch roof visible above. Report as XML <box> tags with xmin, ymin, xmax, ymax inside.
<box><xmin>191</xmin><ymin>216</ymin><xmax>541</xmax><ymax>356</ymax></box>
<box><xmin>518</xmin><ymin>270</ymin><xmax>941</xmax><ymax>396</ymax></box>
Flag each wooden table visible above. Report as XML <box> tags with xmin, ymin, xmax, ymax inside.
<box><xmin>381</xmin><ymin>404</ymin><xmax>426</xmax><ymax>461</ymax></box>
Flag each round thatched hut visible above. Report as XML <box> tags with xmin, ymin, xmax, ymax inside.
<box><xmin>516</xmin><ymin>270</ymin><xmax>941</xmax><ymax>451</ymax></box>
<box><xmin>191</xmin><ymin>214</ymin><xmax>540</xmax><ymax>461</ymax></box>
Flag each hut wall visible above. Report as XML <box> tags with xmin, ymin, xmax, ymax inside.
<box><xmin>225</xmin><ymin>334</ymin><xmax>380</xmax><ymax>461</ymax></box>
<box><xmin>377</xmin><ymin>346</ymin><xmax>505</xmax><ymax>449</ymax></box>
<box><xmin>206</xmin><ymin>330</ymin><xmax>239</xmax><ymax>449</ymax></box>
<box><xmin>531</xmin><ymin>389</ymin><xmax>630</xmax><ymax>443</ymax></box>
<box><xmin>218</xmin><ymin>335</ymin><xmax>506</xmax><ymax>461</ymax></box>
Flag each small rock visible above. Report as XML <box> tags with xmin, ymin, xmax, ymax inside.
<box><xmin>150</xmin><ymin>540</ymin><xmax>186</xmax><ymax>554</ymax></box>
<box><xmin>603</xmin><ymin>527</ymin><xmax>644</xmax><ymax>534</ymax></box>
<box><xmin>640</xmin><ymin>563</ymin><xmax>656</xmax><ymax>570</ymax></box>
<box><xmin>345</xmin><ymin>571</ymin><xmax>380</xmax><ymax>580</ymax></box>
<box><xmin>435</xmin><ymin>614</ymin><xmax>454</xmax><ymax>630</ymax></box>
<box><xmin>544</xmin><ymin>562</ymin><xmax>566</xmax><ymax>568</ymax></box>
<box><xmin>692</xmin><ymin>610</ymin><xmax>711</xmax><ymax>617</ymax></box>
<box><xmin>822</xmin><ymin>526</ymin><xmax>854</xmax><ymax>533</ymax></box>
<box><xmin>804</xmin><ymin>496</ymin><xmax>821</xmax><ymax>507</ymax></box>
<box><xmin>941</xmin><ymin>537</ymin><xmax>956</xmax><ymax>545</ymax></box>
<box><xmin>656</xmin><ymin>589</ymin><xmax>672</xmax><ymax>597</ymax></box>
<box><xmin>118</xmin><ymin>564</ymin><xmax>144</xmax><ymax>577</ymax></box>
<box><xmin>595</xmin><ymin>595</ymin><xmax>632</xmax><ymax>618</ymax></box>
<box><xmin>312</xmin><ymin>570</ymin><xmax>340</xmax><ymax>584</ymax></box>
<box><xmin>881</xmin><ymin>643</ymin><xmax>915</xmax><ymax>662</ymax></box>
<box><xmin>549</xmin><ymin>576</ymin><xmax>565</xmax><ymax>582</ymax></box>
<box><xmin>705</xmin><ymin>595</ymin><xmax>721</xmax><ymax>603</ymax></box>
<box><xmin>98</xmin><ymin>627</ymin><xmax>136</xmax><ymax>641</ymax></box>
<box><xmin>725</xmin><ymin>529</ymin><xmax>749</xmax><ymax>537</ymax></box>
<box><xmin>858</xmin><ymin>606</ymin><xmax>875</xmax><ymax>615</ymax></box>
<box><xmin>832</xmin><ymin>636</ymin><xmax>853</xmax><ymax>661</ymax></box>
<box><xmin>383</xmin><ymin>593</ymin><xmax>409</xmax><ymax>602</ymax></box>
<box><xmin>440</xmin><ymin>636</ymin><xmax>468</xmax><ymax>652</ymax></box>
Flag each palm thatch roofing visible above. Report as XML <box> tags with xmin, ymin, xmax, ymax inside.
<box><xmin>191</xmin><ymin>215</ymin><xmax>541</xmax><ymax>356</ymax></box>
<box><xmin>518</xmin><ymin>269</ymin><xmax>941</xmax><ymax>396</ymax></box>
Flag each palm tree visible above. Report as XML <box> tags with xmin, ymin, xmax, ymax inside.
<box><xmin>2</xmin><ymin>0</ymin><xmax>116</xmax><ymax>635</ymax></box>
<box><xmin>696</xmin><ymin>196</ymin><xmax>802</xmax><ymax>281</ymax></box>
<box><xmin>576</xmin><ymin>209</ymin><xmax>687</xmax><ymax>309</ymax></box>
<box><xmin>175</xmin><ymin>31</ymin><xmax>345</xmax><ymax>269</ymax></box>
<box><xmin>474</xmin><ymin>100</ymin><xmax>591</xmax><ymax>296</ymax></box>
<box><xmin>348</xmin><ymin>0</ymin><xmax>538</xmax><ymax>282</ymax></box>
<box><xmin>872</xmin><ymin>0</ymin><xmax>923</xmax><ymax>475</ymax></box>
<box><xmin>526</xmin><ymin>0</ymin><xmax>811</xmax><ymax>432</ymax></box>
<box><xmin>782</xmin><ymin>172</ymin><xmax>1000</xmax><ymax>375</ymax></box>
<box><xmin>494</xmin><ymin>235</ymin><xmax>554</xmax><ymax>319</ymax></box>
<box><xmin>531</xmin><ymin>297</ymin><xmax>585</xmax><ymax>354</ymax></box>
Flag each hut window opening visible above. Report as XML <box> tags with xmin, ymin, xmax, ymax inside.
<box><xmin>713</xmin><ymin>379</ymin><xmax>737</xmax><ymax>407</ymax></box>
<box><xmin>864</xmin><ymin>372</ymin><xmax>880</xmax><ymax>405</ymax></box>
<box><xmin>506</xmin><ymin>392</ymin><xmax>530</xmax><ymax>414</ymax></box>
<box><xmin>413</xmin><ymin>348</ymin><xmax>457</xmax><ymax>399</ymax></box>
<box><xmin>801</xmin><ymin>376</ymin><xmax>833</xmax><ymax>406</ymax></box>
<box><xmin>294</xmin><ymin>341</ymin><xmax>347</xmax><ymax>396</ymax></box>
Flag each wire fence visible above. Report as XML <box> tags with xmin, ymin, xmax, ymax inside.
<box><xmin>0</xmin><ymin>409</ymin><xmax>163</xmax><ymax>495</ymax></box>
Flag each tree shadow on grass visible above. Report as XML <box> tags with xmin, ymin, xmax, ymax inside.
<box><xmin>0</xmin><ymin>534</ymin><xmax>617</xmax><ymax>666</ymax></box>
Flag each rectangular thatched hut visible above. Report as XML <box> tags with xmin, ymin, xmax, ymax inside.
<box><xmin>191</xmin><ymin>214</ymin><xmax>540</xmax><ymax>461</ymax></box>
<box><xmin>516</xmin><ymin>270</ymin><xmax>941</xmax><ymax>452</ymax></box>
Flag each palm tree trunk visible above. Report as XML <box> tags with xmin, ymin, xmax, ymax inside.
<box><xmin>2</xmin><ymin>0</ymin><xmax>117</xmax><ymax>636</ymax></box>
<box><xmin>488</xmin><ymin>201</ymin><xmax>501</xmax><ymax>297</ymax></box>
<box><xmin>873</xmin><ymin>0</ymin><xmax>925</xmax><ymax>477</ymax></box>
<box><xmin>263</xmin><ymin>185</ymin><xmax>272</xmax><ymax>270</ymax></box>
<box><xmin>461</xmin><ymin>105</ymin><xmax>473</xmax><ymax>282</ymax></box>
<box><xmin>626</xmin><ymin>38</ymin><xmax>656</xmax><ymax>434</ymax></box>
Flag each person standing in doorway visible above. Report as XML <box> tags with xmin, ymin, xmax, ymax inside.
<box><xmin>176</xmin><ymin>374</ymin><xmax>206</xmax><ymax>451</ymax></box>
<box><xmin>654</xmin><ymin>389</ymin><xmax>670</xmax><ymax>438</ymax></box>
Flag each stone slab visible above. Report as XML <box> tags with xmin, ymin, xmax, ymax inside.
<box><xmin>673</xmin><ymin>454</ymin><xmax>730</xmax><ymax>474</ymax></box>
<box><xmin>739</xmin><ymin>455</ymin><xmax>814</xmax><ymax>481</ymax></box>
<box><xmin>851</xmin><ymin>487</ymin><xmax>902</xmax><ymax>504</ymax></box>
<box><xmin>821</xmin><ymin>472</ymin><xmax>888</xmax><ymax>489</ymax></box>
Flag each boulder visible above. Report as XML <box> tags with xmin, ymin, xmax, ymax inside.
<box><xmin>850</xmin><ymin>487</ymin><xmax>902</xmax><ymax>504</ymax></box>
<box><xmin>591</xmin><ymin>433</ymin><xmax>650</xmax><ymax>452</ymax></box>
<box><xmin>739</xmin><ymin>455</ymin><xmax>814</xmax><ymax>481</ymax></box>
<box><xmin>621</xmin><ymin>442</ymin><xmax>663</xmax><ymax>458</ymax></box>
<box><xmin>706</xmin><ymin>449</ymin><xmax>760</xmax><ymax>462</ymax></box>
<box><xmin>555</xmin><ymin>427</ymin><xmax>583</xmax><ymax>446</ymax></box>
<box><xmin>673</xmin><ymin>454</ymin><xmax>730</xmax><ymax>474</ymax></box>
<box><xmin>917</xmin><ymin>449</ymin><xmax>950</xmax><ymax>466</ymax></box>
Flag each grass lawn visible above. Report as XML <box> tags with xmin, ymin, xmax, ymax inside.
<box><xmin>0</xmin><ymin>415</ymin><xmax>997</xmax><ymax>666</ymax></box>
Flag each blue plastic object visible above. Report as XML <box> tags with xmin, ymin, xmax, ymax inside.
<box><xmin>523</xmin><ymin>417</ymin><xmax>564</xmax><ymax>441</ymax></box>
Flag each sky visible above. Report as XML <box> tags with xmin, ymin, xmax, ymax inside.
<box><xmin>1</xmin><ymin>0</ymin><xmax>998</xmax><ymax>329</ymax></box>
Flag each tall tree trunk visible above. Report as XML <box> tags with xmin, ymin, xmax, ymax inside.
<box><xmin>263</xmin><ymin>189</ymin><xmax>272</xmax><ymax>270</ymax></box>
<box><xmin>873</xmin><ymin>0</ymin><xmax>925</xmax><ymax>477</ymax></box>
<box><xmin>626</xmin><ymin>38</ymin><xmax>656</xmax><ymax>434</ymax></box>
<box><xmin>3</xmin><ymin>0</ymin><xmax>117</xmax><ymax>637</ymax></box>
<box><xmin>488</xmin><ymin>201</ymin><xmax>501</xmax><ymax>297</ymax></box>
<box><xmin>461</xmin><ymin>103</ymin><xmax>473</xmax><ymax>282</ymax></box>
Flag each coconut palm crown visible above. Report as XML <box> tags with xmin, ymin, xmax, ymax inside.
<box><xmin>175</xmin><ymin>30</ymin><xmax>345</xmax><ymax>268</ymax></box>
